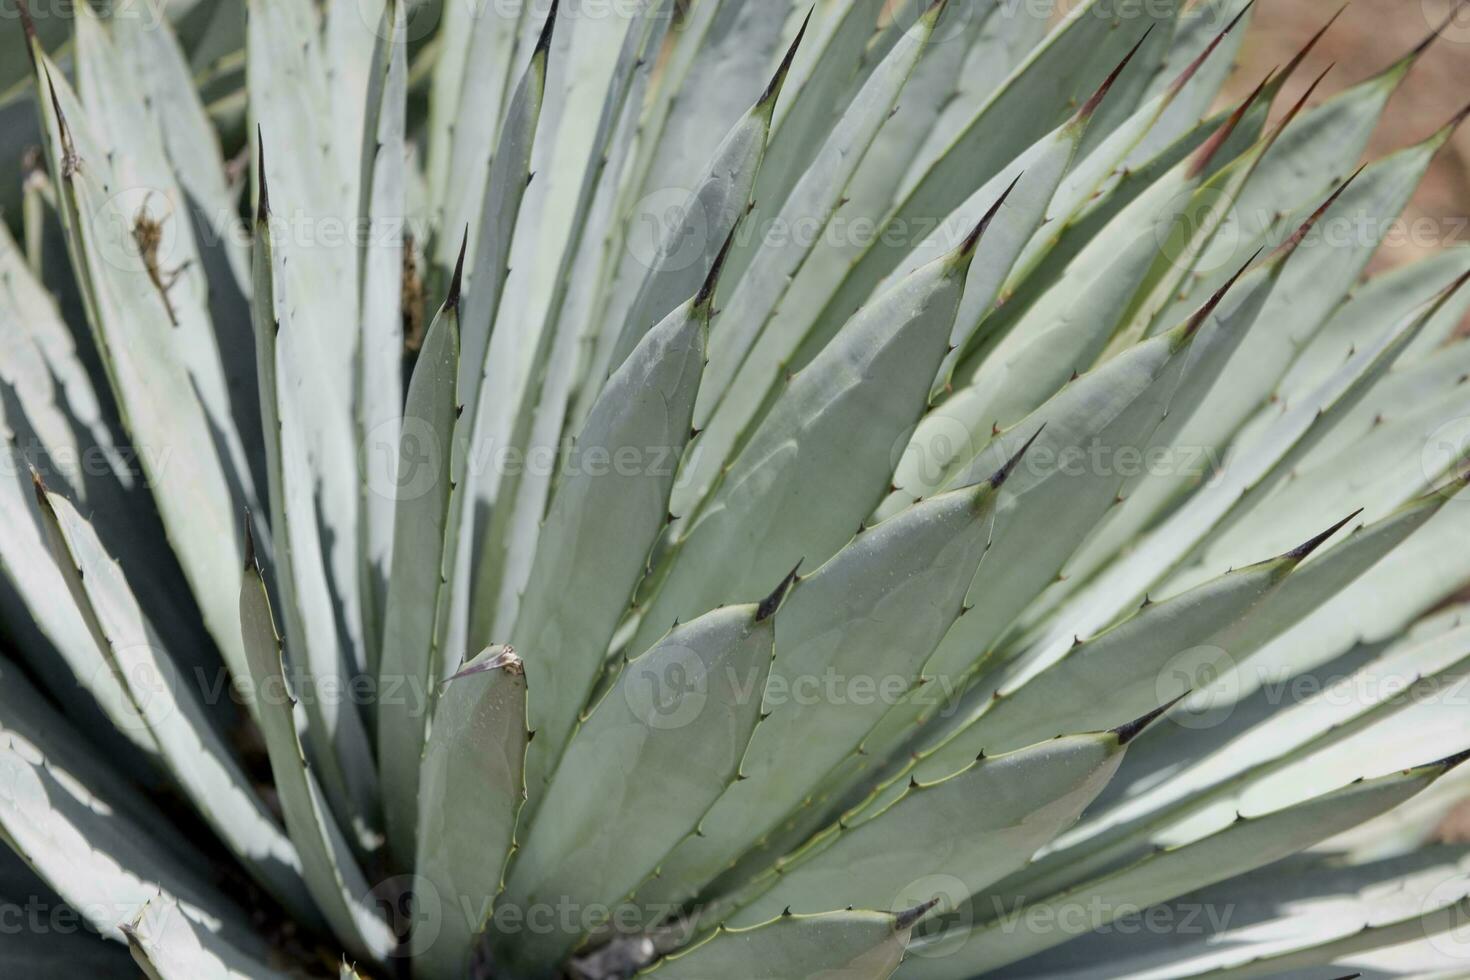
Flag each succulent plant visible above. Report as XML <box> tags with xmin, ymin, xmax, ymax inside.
<box><xmin>5</xmin><ymin>0</ymin><xmax>1470</xmax><ymax>976</ymax></box>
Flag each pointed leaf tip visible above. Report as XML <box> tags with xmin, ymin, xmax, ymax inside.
<box><xmin>534</xmin><ymin>0</ymin><xmax>560</xmax><ymax>56</ymax></box>
<box><xmin>255</xmin><ymin>127</ymin><xmax>270</xmax><ymax>222</ymax></box>
<box><xmin>243</xmin><ymin>511</ymin><xmax>257</xmax><ymax>571</ymax></box>
<box><xmin>1287</xmin><ymin>508</ymin><xmax>1364</xmax><ymax>561</ymax></box>
<box><xmin>28</xmin><ymin>466</ymin><xmax>50</xmax><ymax>510</ymax></box>
<box><xmin>694</xmin><ymin>225</ymin><xmax>739</xmax><ymax>316</ymax></box>
<box><xmin>957</xmin><ymin>172</ymin><xmax>1023</xmax><ymax>262</ymax></box>
<box><xmin>1274</xmin><ymin>167</ymin><xmax>1365</xmax><ymax>261</ymax></box>
<box><xmin>1432</xmin><ymin>745</ymin><xmax>1470</xmax><ymax>771</ymax></box>
<box><xmin>1167</xmin><ymin>0</ymin><xmax>1255</xmax><ymax>97</ymax></box>
<box><xmin>1189</xmin><ymin>70</ymin><xmax>1272</xmax><ymax>177</ymax></box>
<box><xmin>1279</xmin><ymin>6</ymin><xmax>1345</xmax><ymax>84</ymax></box>
<box><xmin>1443</xmin><ymin>266</ymin><xmax>1470</xmax><ymax>301</ymax></box>
<box><xmin>1442</xmin><ymin>98</ymin><xmax>1470</xmax><ymax>138</ymax></box>
<box><xmin>1271</xmin><ymin>62</ymin><xmax>1334</xmax><ymax>141</ymax></box>
<box><xmin>1185</xmin><ymin>249</ymin><xmax>1262</xmax><ymax>338</ymax></box>
<box><xmin>1079</xmin><ymin>25</ymin><xmax>1154</xmax><ymax>122</ymax></box>
<box><xmin>895</xmin><ymin>897</ymin><xmax>941</xmax><ymax>931</ymax></box>
<box><xmin>445</xmin><ymin>227</ymin><xmax>469</xmax><ymax>312</ymax></box>
<box><xmin>759</xmin><ymin>7</ymin><xmax>811</xmax><ymax>111</ymax></box>
<box><xmin>756</xmin><ymin>560</ymin><xmax>802</xmax><ymax>621</ymax></box>
<box><xmin>1412</xmin><ymin>0</ymin><xmax>1467</xmax><ymax>59</ymax></box>
<box><xmin>1113</xmin><ymin>691</ymin><xmax>1190</xmax><ymax>745</ymax></box>
<box><xmin>15</xmin><ymin>0</ymin><xmax>38</xmax><ymax>67</ymax></box>
<box><xmin>990</xmin><ymin>424</ymin><xmax>1045</xmax><ymax>488</ymax></box>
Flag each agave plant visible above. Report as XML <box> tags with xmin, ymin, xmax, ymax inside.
<box><xmin>5</xmin><ymin>0</ymin><xmax>1470</xmax><ymax>975</ymax></box>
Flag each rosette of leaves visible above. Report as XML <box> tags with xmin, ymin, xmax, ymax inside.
<box><xmin>3</xmin><ymin>0</ymin><xmax>1470</xmax><ymax>977</ymax></box>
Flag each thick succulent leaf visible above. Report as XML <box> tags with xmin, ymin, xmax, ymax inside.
<box><xmin>629</xmin><ymin>234</ymin><xmax>974</xmax><ymax>660</ymax></box>
<box><xmin>1076</xmin><ymin>121</ymin><xmax>1454</xmax><ymax>582</ymax></box>
<box><xmin>457</xmin><ymin>27</ymin><xmax>548</xmax><ymax>432</ymax></box>
<box><xmin>357</xmin><ymin>0</ymin><xmax>410</xmax><ymax>650</ymax></box>
<box><xmin>0</xmin><ymin>403</ymin><xmax>156</xmax><ymax>757</ymax></box>
<box><xmin>975</xmin><ymin>96</ymin><xmax>1264</xmax><ymax>382</ymax></box>
<box><xmin>239</xmin><ymin>554</ymin><xmax>396</xmax><ymax>964</ymax></box>
<box><xmin>930</xmin><ymin>557</ymin><xmax>1292</xmax><ymax>766</ymax></box>
<box><xmin>515</xmin><ymin>290</ymin><xmax>708</xmax><ymax>798</ymax></box>
<box><xmin>482</xmin><ymin>1</ymin><xmax>776</xmax><ymax>643</ymax></box>
<box><xmin>596</xmin><ymin>40</ymin><xmax>784</xmax><ymax>385</ymax></box>
<box><xmin>734</xmin><ymin>0</ymin><xmax>887</xmax><ymax>264</ymax></box>
<box><xmin>530</xmin><ymin>3</ymin><xmax>672</xmax><ymax>447</ymax></box>
<box><xmin>1179</xmin><ymin>894</ymin><xmax>1470</xmax><ymax>979</ymax></box>
<box><xmin>108</xmin><ymin>9</ymin><xmax>248</xmax><ymax>289</ymax></box>
<box><xmin>486</xmin><ymin>0</ymin><xmax>645</xmax><ymax>384</ymax></box>
<box><xmin>682</xmin><ymin>0</ymin><xmax>1173</xmax><ymax>522</ymax></box>
<box><xmin>324</xmin><ymin>0</ymin><xmax>384</xmax><ymax>217</ymax></box>
<box><xmin>790</xmin><ymin>0</ymin><xmax>1179</xmax><ymax>378</ymax></box>
<box><xmin>126</xmin><ymin>896</ymin><xmax>290</xmax><ymax>980</ymax></box>
<box><xmin>426</xmin><ymin>0</ymin><xmax>525</xmax><ymax>282</ymax></box>
<box><xmin>1292</xmin><ymin>338</ymin><xmax>1470</xmax><ymax>470</ymax></box>
<box><xmin>926</xmin><ymin>118</ymin><xmax>1089</xmax><ymax>398</ymax></box>
<box><xmin>916</xmin><ymin>760</ymin><xmax>1459</xmax><ymax>978</ymax></box>
<box><xmin>72</xmin><ymin>3</ymin><xmax>263</xmax><ymax>523</ymax></box>
<box><xmin>638</xmin><ymin>481</ymin><xmax>1001</xmax><ymax>912</ymax></box>
<box><xmin>496</xmin><ymin>604</ymin><xmax>775</xmax><ymax>970</ymax></box>
<box><xmin>0</xmin><ymin>652</ymin><xmax>163</xmax><ymax>831</ymax></box>
<box><xmin>1165</xmin><ymin>490</ymin><xmax>1455</xmax><ymax>717</ymax></box>
<box><xmin>690</xmin><ymin>7</ymin><xmax>939</xmax><ymax>432</ymax></box>
<box><xmin>377</xmin><ymin>283</ymin><xmax>461</xmax><ymax>862</ymax></box>
<box><xmin>1005</xmin><ymin>845</ymin><xmax>1470</xmax><ymax>979</ymax></box>
<box><xmin>467</xmin><ymin>3</ymin><xmax>674</xmax><ymax>643</ymax></box>
<box><xmin>799</xmin><ymin>0</ymin><xmax>1176</xmax><ymax>364</ymax></box>
<box><xmin>1177</xmin><ymin>412</ymin><xmax>1470</xmax><ymax>597</ymax></box>
<box><xmin>1025</xmin><ymin>267</ymin><xmax>1470</xmax><ymax>683</ymax></box>
<box><xmin>1130</xmin><ymin>0</ymin><xmax>1254</xmax><ymax>155</ymax></box>
<box><xmin>248</xmin><ymin>0</ymin><xmax>370</xmax><ymax>698</ymax></box>
<box><xmin>1287</xmin><ymin>245</ymin><xmax>1470</xmax><ymax>393</ymax></box>
<box><xmin>25</xmin><ymin>47</ymin><xmax>250</xmax><ymax>704</ymax></box>
<box><xmin>593</xmin><ymin>0</ymin><xmax>797</xmax><ymax>360</ymax></box>
<box><xmin>412</xmin><ymin>646</ymin><xmax>529</xmax><ymax>979</ymax></box>
<box><xmin>643</xmin><ymin>909</ymin><xmax>915</xmax><ymax>980</ymax></box>
<box><xmin>1147</xmin><ymin>52</ymin><xmax>1418</xmax><ymax>334</ymax></box>
<box><xmin>34</xmin><ymin>488</ymin><xmax>315</xmax><ymax>922</ymax></box>
<box><xmin>886</xmin><ymin>0</ymin><xmax>1054</xmax><ymax>200</ymax></box>
<box><xmin>931</xmin><ymin>313</ymin><xmax>1221</xmax><ymax>691</ymax></box>
<box><xmin>915</xmin><ymin>143</ymin><xmax>1239</xmax><ymax>491</ymax></box>
<box><xmin>822</xmin><ymin>293</ymin><xmax>1260</xmax><ymax>831</ymax></box>
<box><xmin>913</xmin><ymin>490</ymin><xmax>1441</xmax><ymax>828</ymax></box>
<box><xmin>728</xmin><ymin>732</ymin><xmax>1130</xmax><ymax>928</ymax></box>
<box><xmin>0</xmin><ymin>711</ymin><xmax>261</xmax><ymax>951</ymax></box>
<box><xmin>1022</xmin><ymin>568</ymin><xmax>1470</xmax><ymax>908</ymax></box>
<box><xmin>0</xmin><ymin>221</ymin><xmax>123</xmax><ymax>498</ymax></box>
<box><xmin>258</xmin><ymin>146</ymin><xmax>381</xmax><ymax>848</ymax></box>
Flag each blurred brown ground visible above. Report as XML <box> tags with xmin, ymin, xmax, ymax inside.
<box><xmin>1225</xmin><ymin>0</ymin><xmax>1470</xmax><ymax>273</ymax></box>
